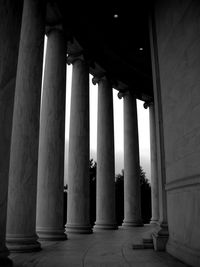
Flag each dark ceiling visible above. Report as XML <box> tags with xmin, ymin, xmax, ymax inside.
<box><xmin>55</xmin><ymin>1</ymin><xmax>153</xmax><ymax>100</ymax></box>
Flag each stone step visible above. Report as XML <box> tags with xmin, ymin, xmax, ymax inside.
<box><xmin>132</xmin><ymin>238</ymin><xmax>154</xmax><ymax>250</ymax></box>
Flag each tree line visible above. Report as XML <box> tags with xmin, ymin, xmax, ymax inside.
<box><xmin>64</xmin><ymin>159</ymin><xmax>151</xmax><ymax>226</ymax></box>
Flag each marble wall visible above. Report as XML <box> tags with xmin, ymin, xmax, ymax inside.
<box><xmin>154</xmin><ymin>0</ymin><xmax>200</xmax><ymax>266</ymax></box>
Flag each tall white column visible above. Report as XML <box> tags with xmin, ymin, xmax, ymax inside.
<box><xmin>0</xmin><ymin>1</ymin><xmax>23</xmax><ymax>264</ymax></box>
<box><xmin>144</xmin><ymin>102</ymin><xmax>159</xmax><ymax>224</ymax></box>
<box><xmin>36</xmin><ymin>27</ymin><xmax>67</xmax><ymax>241</ymax></box>
<box><xmin>6</xmin><ymin>0</ymin><xmax>46</xmax><ymax>252</ymax></box>
<box><xmin>120</xmin><ymin>90</ymin><xmax>143</xmax><ymax>228</ymax></box>
<box><xmin>65</xmin><ymin>53</ymin><xmax>92</xmax><ymax>234</ymax></box>
<box><xmin>93</xmin><ymin>76</ymin><xmax>117</xmax><ymax>230</ymax></box>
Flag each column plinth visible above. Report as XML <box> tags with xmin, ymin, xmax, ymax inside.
<box><xmin>93</xmin><ymin>76</ymin><xmax>117</xmax><ymax>231</ymax></box>
<box><xmin>6</xmin><ymin>235</ymin><xmax>41</xmax><ymax>252</ymax></box>
<box><xmin>65</xmin><ymin>55</ymin><xmax>92</xmax><ymax>234</ymax></box>
<box><xmin>6</xmin><ymin>0</ymin><xmax>46</xmax><ymax>252</ymax></box>
<box><xmin>121</xmin><ymin>91</ymin><xmax>143</xmax><ymax>228</ymax></box>
<box><xmin>36</xmin><ymin>28</ymin><xmax>67</xmax><ymax>241</ymax></box>
<box><xmin>36</xmin><ymin>228</ymin><xmax>66</xmax><ymax>241</ymax></box>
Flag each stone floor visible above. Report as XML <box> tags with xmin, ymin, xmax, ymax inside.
<box><xmin>10</xmin><ymin>225</ymin><xmax>189</xmax><ymax>267</ymax></box>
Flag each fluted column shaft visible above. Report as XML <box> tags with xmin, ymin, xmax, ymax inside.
<box><xmin>66</xmin><ymin>55</ymin><xmax>92</xmax><ymax>234</ymax></box>
<box><xmin>122</xmin><ymin>91</ymin><xmax>143</xmax><ymax>227</ymax></box>
<box><xmin>94</xmin><ymin>76</ymin><xmax>117</xmax><ymax>230</ymax></box>
<box><xmin>36</xmin><ymin>28</ymin><xmax>67</xmax><ymax>240</ymax></box>
<box><xmin>0</xmin><ymin>1</ymin><xmax>23</xmax><ymax>264</ymax></box>
<box><xmin>6</xmin><ymin>0</ymin><xmax>46</xmax><ymax>252</ymax></box>
<box><xmin>149</xmin><ymin>103</ymin><xmax>159</xmax><ymax>224</ymax></box>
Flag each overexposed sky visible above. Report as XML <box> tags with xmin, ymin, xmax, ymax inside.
<box><xmin>65</xmin><ymin>65</ymin><xmax>150</xmax><ymax>180</ymax></box>
<box><xmin>43</xmin><ymin>37</ymin><xmax>150</xmax><ymax>183</ymax></box>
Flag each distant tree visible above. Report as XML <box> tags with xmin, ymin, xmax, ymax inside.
<box><xmin>139</xmin><ymin>166</ymin><xmax>151</xmax><ymax>223</ymax></box>
<box><xmin>140</xmin><ymin>166</ymin><xmax>150</xmax><ymax>187</ymax></box>
<box><xmin>64</xmin><ymin>160</ymin><xmax>151</xmax><ymax>227</ymax></box>
<box><xmin>89</xmin><ymin>159</ymin><xmax>97</xmax><ymax>181</ymax></box>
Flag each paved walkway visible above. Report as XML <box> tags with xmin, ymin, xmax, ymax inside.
<box><xmin>10</xmin><ymin>225</ymin><xmax>188</xmax><ymax>267</ymax></box>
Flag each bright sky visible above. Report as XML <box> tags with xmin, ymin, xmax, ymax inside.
<box><xmin>65</xmin><ymin>65</ymin><xmax>150</xmax><ymax>182</ymax></box>
<box><xmin>43</xmin><ymin>37</ymin><xmax>150</xmax><ymax>184</ymax></box>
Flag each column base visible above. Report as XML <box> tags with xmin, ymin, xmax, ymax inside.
<box><xmin>93</xmin><ymin>221</ymin><xmax>118</xmax><ymax>231</ymax></box>
<box><xmin>152</xmin><ymin>224</ymin><xmax>169</xmax><ymax>251</ymax></box>
<box><xmin>122</xmin><ymin>220</ymin><xmax>143</xmax><ymax>228</ymax></box>
<box><xmin>37</xmin><ymin>227</ymin><xmax>67</xmax><ymax>241</ymax></box>
<box><xmin>150</xmin><ymin>218</ymin><xmax>159</xmax><ymax>225</ymax></box>
<box><xmin>65</xmin><ymin>224</ymin><xmax>92</xmax><ymax>234</ymax></box>
<box><xmin>6</xmin><ymin>234</ymin><xmax>41</xmax><ymax>252</ymax></box>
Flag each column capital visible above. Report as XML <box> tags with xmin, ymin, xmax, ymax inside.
<box><xmin>117</xmin><ymin>90</ymin><xmax>130</xmax><ymax>99</ymax></box>
<box><xmin>66</xmin><ymin>52</ymin><xmax>85</xmax><ymax>65</ymax></box>
<box><xmin>92</xmin><ymin>74</ymin><xmax>106</xmax><ymax>85</ymax></box>
<box><xmin>92</xmin><ymin>74</ymin><xmax>117</xmax><ymax>88</ymax></box>
<box><xmin>143</xmin><ymin>101</ymin><xmax>154</xmax><ymax>109</ymax></box>
<box><xmin>117</xmin><ymin>89</ymin><xmax>137</xmax><ymax>100</ymax></box>
<box><xmin>45</xmin><ymin>24</ymin><xmax>64</xmax><ymax>35</ymax></box>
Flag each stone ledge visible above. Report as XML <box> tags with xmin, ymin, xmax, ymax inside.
<box><xmin>165</xmin><ymin>175</ymin><xmax>200</xmax><ymax>191</ymax></box>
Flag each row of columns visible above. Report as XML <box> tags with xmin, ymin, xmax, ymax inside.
<box><xmin>0</xmin><ymin>0</ymin><xmax>160</xmax><ymax>262</ymax></box>
<box><xmin>65</xmin><ymin>56</ymin><xmax>144</xmax><ymax>234</ymax></box>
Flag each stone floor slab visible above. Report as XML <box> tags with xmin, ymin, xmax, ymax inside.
<box><xmin>9</xmin><ymin>225</ymin><xmax>189</xmax><ymax>267</ymax></box>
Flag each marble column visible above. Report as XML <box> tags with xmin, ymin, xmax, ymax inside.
<box><xmin>93</xmin><ymin>76</ymin><xmax>117</xmax><ymax>230</ymax></box>
<box><xmin>144</xmin><ymin>102</ymin><xmax>159</xmax><ymax>224</ymax></box>
<box><xmin>36</xmin><ymin>27</ymin><xmax>67</xmax><ymax>241</ymax></box>
<box><xmin>6</xmin><ymin>0</ymin><xmax>46</xmax><ymax>252</ymax></box>
<box><xmin>149</xmin><ymin>16</ymin><xmax>168</xmax><ymax>251</ymax></box>
<box><xmin>0</xmin><ymin>1</ymin><xmax>23</xmax><ymax>264</ymax></box>
<box><xmin>120</xmin><ymin>91</ymin><xmax>143</xmax><ymax>228</ymax></box>
<box><xmin>65</xmin><ymin>53</ymin><xmax>92</xmax><ymax>234</ymax></box>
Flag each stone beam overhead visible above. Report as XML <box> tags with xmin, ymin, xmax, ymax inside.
<box><xmin>67</xmin><ymin>37</ymin><xmax>149</xmax><ymax>101</ymax></box>
<box><xmin>45</xmin><ymin>2</ymin><xmax>154</xmax><ymax>97</ymax></box>
<box><xmin>46</xmin><ymin>1</ymin><xmax>62</xmax><ymax>26</ymax></box>
<box><xmin>67</xmin><ymin>38</ymin><xmax>83</xmax><ymax>57</ymax></box>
